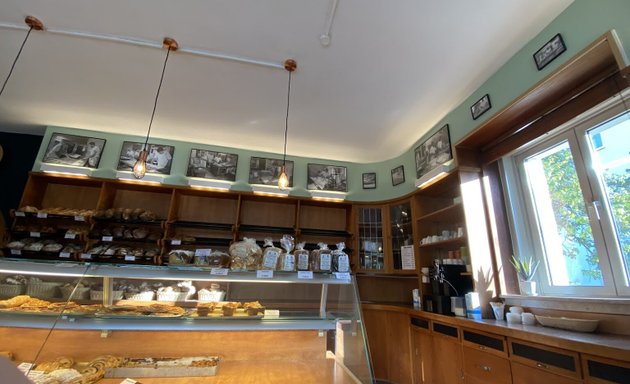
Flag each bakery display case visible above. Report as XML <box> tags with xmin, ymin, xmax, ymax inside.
<box><xmin>0</xmin><ymin>258</ymin><xmax>373</xmax><ymax>383</ymax></box>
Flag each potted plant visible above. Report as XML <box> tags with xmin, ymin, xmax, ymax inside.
<box><xmin>511</xmin><ymin>255</ymin><xmax>540</xmax><ymax>296</ymax></box>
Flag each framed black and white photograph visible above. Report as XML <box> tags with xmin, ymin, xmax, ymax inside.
<box><xmin>307</xmin><ymin>163</ymin><xmax>347</xmax><ymax>192</ymax></box>
<box><xmin>470</xmin><ymin>94</ymin><xmax>491</xmax><ymax>120</ymax></box>
<box><xmin>362</xmin><ymin>172</ymin><xmax>376</xmax><ymax>189</ymax></box>
<box><xmin>414</xmin><ymin>124</ymin><xmax>453</xmax><ymax>179</ymax></box>
<box><xmin>534</xmin><ymin>33</ymin><xmax>566</xmax><ymax>70</ymax></box>
<box><xmin>249</xmin><ymin>157</ymin><xmax>294</xmax><ymax>187</ymax></box>
<box><xmin>391</xmin><ymin>165</ymin><xmax>405</xmax><ymax>186</ymax></box>
<box><xmin>117</xmin><ymin>141</ymin><xmax>175</xmax><ymax>175</ymax></box>
<box><xmin>42</xmin><ymin>133</ymin><xmax>106</xmax><ymax>169</ymax></box>
<box><xmin>187</xmin><ymin>149</ymin><xmax>238</xmax><ymax>181</ymax></box>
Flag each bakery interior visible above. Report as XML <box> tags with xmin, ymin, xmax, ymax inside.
<box><xmin>0</xmin><ymin>1</ymin><xmax>629</xmax><ymax>383</ymax></box>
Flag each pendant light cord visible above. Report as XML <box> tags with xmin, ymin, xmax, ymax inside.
<box><xmin>143</xmin><ymin>47</ymin><xmax>172</xmax><ymax>150</ymax></box>
<box><xmin>0</xmin><ymin>26</ymin><xmax>33</xmax><ymax>98</ymax></box>
<box><xmin>282</xmin><ymin>70</ymin><xmax>292</xmax><ymax>166</ymax></box>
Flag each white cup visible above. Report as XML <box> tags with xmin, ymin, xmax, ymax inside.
<box><xmin>521</xmin><ymin>313</ymin><xmax>536</xmax><ymax>325</ymax></box>
<box><xmin>509</xmin><ymin>306</ymin><xmax>524</xmax><ymax>315</ymax></box>
<box><xmin>506</xmin><ymin>312</ymin><xmax>522</xmax><ymax>324</ymax></box>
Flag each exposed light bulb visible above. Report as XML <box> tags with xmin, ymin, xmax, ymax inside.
<box><xmin>278</xmin><ymin>167</ymin><xmax>289</xmax><ymax>190</ymax></box>
<box><xmin>132</xmin><ymin>150</ymin><xmax>148</xmax><ymax>179</ymax></box>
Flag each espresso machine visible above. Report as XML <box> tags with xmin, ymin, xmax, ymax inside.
<box><xmin>423</xmin><ymin>261</ymin><xmax>473</xmax><ymax>315</ymax></box>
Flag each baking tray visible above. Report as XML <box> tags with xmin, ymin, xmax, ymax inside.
<box><xmin>105</xmin><ymin>356</ymin><xmax>219</xmax><ymax>378</ymax></box>
<box><xmin>186</xmin><ymin>308</ymin><xmax>263</xmax><ymax>319</ymax></box>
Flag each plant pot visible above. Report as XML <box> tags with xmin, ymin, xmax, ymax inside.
<box><xmin>519</xmin><ymin>280</ymin><xmax>538</xmax><ymax>296</ymax></box>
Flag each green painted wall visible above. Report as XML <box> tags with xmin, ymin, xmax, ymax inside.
<box><xmin>33</xmin><ymin>0</ymin><xmax>629</xmax><ymax>202</ymax></box>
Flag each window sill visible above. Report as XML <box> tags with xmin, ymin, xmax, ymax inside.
<box><xmin>501</xmin><ymin>294</ymin><xmax>630</xmax><ymax>316</ymax></box>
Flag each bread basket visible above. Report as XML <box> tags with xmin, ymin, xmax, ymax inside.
<box><xmin>124</xmin><ymin>291</ymin><xmax>155</xmax><ymax>301</ymax></box>
<box><xmin>90</xmin><ymin>290</ymin><xmax>124</xmax><ymax>301</ymax></box>
<box><xmin>60</xmin><ymin>286</ymin><xmax>91</xmax><ymax>300</ymax></box>
<box><xmin>157</xmin><ymin>291</ymin><xmax>192</xmax><ymax>302</ymax></box>
<box><xmin>26</xmin><ymin>282</ymin><xmax>62</xmax><ymax>299</ymax></box>
<box><xmin>0</xmin><ymin>284</ymin><xmax>25</xmax><ymax>297</ymax></box>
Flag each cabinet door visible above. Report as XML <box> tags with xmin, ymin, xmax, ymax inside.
<box><xmin>582</xmin><ymin>354</ymin><xmax>630</xmax><ymax>384</ymax></box>
<box><xmin>362</xmin><ymin>308</ymin><xmax>389</xmax><ymax>380</ymax></box>
<box><xmin>509</xmin><ymin>338</ymin><xmax>581</xmax><ymax>381</ymax></box>
<box><xmin>463</xmin><ymin>345</ymin><xmax>511</xmax><ymax>384</ymax></box>
<box><xmin>432</xmin><ymin>334</ymin><xmax>464</xmax><ymax>384</ymax></box>
<box><xmin>512</xmin><ymin>361</ymin><xmax>583</xmax><ymax>384</ymax></box>
<box><xmin>357</xmin><ymin>206</ymin><xmax>386</xmax><ymax>271</ymax></box>
<box><xmin>411</xmin><ymin>326</ymin><xmax>434</xmax><ymax>384</ymax></box>
<box><xmin>390</xmin><ymin>201</ymin><xmax>416</xmax><ymax>273</ymax></box>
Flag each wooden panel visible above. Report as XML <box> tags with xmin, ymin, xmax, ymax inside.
<box><xmin>356</xmin><ymin>275</ymin><xmax>417</xmax><ymax>304</ymax></box>
<box><xmin>462</xmin><ymin>328</ymin><xmax>507</xmax><ymax>358</ymax></box>
<box><xmin>509</xmin><ymin>338</ymin><xmax>581</xmax><ymax>380</ymax></box>
<box><xmin>362</xmin><ymin>307</ymin><xmax>389</xmax><ymax>381</ymax></box>
<box><xmin>386</xmin><ymin>311</ymin><xmax>413</xmax><ymax>384</ymax></box>
<box><xmin>41</xmin><ymin>183</ymin><xmax>101</xmax><ymax>209</ymax></box>
<box><xmin>299</xmin><ymin>204</ymin><xmax>348</xmax><ymax>231</ymax></box>
<box><xmin>112</xmin><ymin>189</ymin><xmax>172</xmax><ymax>219</ymax></box>
<box><xmin>411</xmin><ymin>327</ymin><xmax>434</xmax><ymax>384</ymax></box>
<box><xmin>0</xmin><ymin>328</ymin><xmax>325</xmax><ymax>363</ymax></box>
<box><xmin>512</xmin><ymin>361</ymin><xmax>583</xmax><ymax>384</ymax></box>
<box><xmin>239</xmin><ymin>200</ymin><xmax>296</xmax><ymax>228</ymax></box>
<box><xmin>463</xmin><ymin>345</ymin><xmax>511</xmax><ymax>384</ymax></box>
<box><xmin>176</xmin><ymin>194</ymin><xmax>237</xmax><ymax>223</ymax></box>
<box><xmin>432</xmin><ymin>332</ymin><xmax>464</xmax><ymax>384</ymax></box>
<box><xmin>582</xmin><ymin>354</ymin><xmax>630</xmax><ymax>384</ymax></box>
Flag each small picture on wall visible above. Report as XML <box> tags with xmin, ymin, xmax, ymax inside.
<box><xmin>307</xmin><ymin>163</ymin><xmax>347</xmax><ymax>192</ymax></box>
<box><xmin>470</xmin><ymin>94</ymin><xmax>491</xmax><ymax>120</ymax></box>
<box><xmin>249</xmin><ymin>157</ymin><xmax>294</xmax><ymax>187</ymax></box>
<box><xmin>414</xmin><ymin>124</ymin><xmax>452</xmax><ymax>179</ymax></box>
<box><xmin>42</xmin><ymin>133</ymin><xmax>106</xmax><ymax>168</ymax></box>
<box><xmin>117</xmin><ymin>141</ymin><xmax>175</xmax><ymax>175</ymax></box>
<box><xmin>187</xmin><ymin>149</ymin><xmax>238</xmax><ymax>181</ymax></box>
<box><xmin>534</xmin><ymin>33</ymin><xmax>566</xmax><ymax>70</ymax></box>
<box><xmin>391</xmin><ymin>165</ymin><xmax>405</xmax><ymax>186</ymax></box>
<box><xmin>362</xmin><ymin>172</ymin><xmax>377</xmax><ymax>189</ymax></box>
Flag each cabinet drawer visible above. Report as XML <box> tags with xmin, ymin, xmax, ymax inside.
<box><xmin>509</xmin><ymin>338</ymin><xmax>581</xmax><ymax>380</ymax></box>
<box><xmin>410</xmin><ymin>316</ymin><xmax>430</xmax><ymax>330</ymax></box>
<box><xmin>463</xmin><ymin>345</ymin><xmax>511</xmax><ymax>384</ymax></box>
<box><xmin>432</xmin><ymin>321</ymin><xmax>459</xmax><ymax>340</ymax></box>
<box><xmin>512</xmin><ymin>361</ymin><xmax>582</xmax><ymax>384</ymax></box>
<box><xmin>582</xmin><ymin>354</ymin><xmax>630</xmax><ymax>384</ymax></box>
<box><xmin>462</xmin><ymin>328</ymin><xmax>507</xmax><ymax>357</ymax></box>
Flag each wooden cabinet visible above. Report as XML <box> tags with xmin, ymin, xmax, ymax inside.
<box><xmin>356</xmin><ymin>205</ymin><xmax>386</xmax><ymax>271</ymax></box>
<box><xmin>432</xmin><ymin>320</ymin><xmax>465</xmax><ymax>384</ymax></box>
<box><xmin>511</xmin><ymin>361</ymin><xmax>583</xmax><ymax>384</ymax></box>
<box><xmin>463</xmin><ymin>345</ymin><xmax>512</xmax><ymax>384</ymax></box>
<box><xmin>509</xmin><ymin>338</ymin><xmax>582</xmax><ymax>381</ymax></box>
<box><xmin>411</xmin><ymin>317</ymin><xmax>434</xmax><ymax>384</ymax></box>
<box><xmin>582</xmin><ymin>354</ymin><xmax>630</xmax><ymax>384</ymax></box>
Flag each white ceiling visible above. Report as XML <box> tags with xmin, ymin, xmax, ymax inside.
<box><xmin>0</xmin><ymin>0</ymin><xmax>573</xmax><ymax>163</ymax></box>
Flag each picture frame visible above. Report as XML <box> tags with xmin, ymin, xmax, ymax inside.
<box><xmin>534</xmin><ymin>33</ymin><xmax>566</xmax><ymax>71</ymax></box>
<box><xmin>414</xmin><ymin>124</ymin><xmax>453</xmax><ymax>179</ymax></box>
<box><xmin>117</xmin><ymin>141</ymin><xmax>175</xmax><ymax>175</ymax></box>
<box><xmin>362</xmin><ymin>172</ymin><xmax>376</xmax><ymax>189</ymax></box>
<box><xmin>42</xmin><ymin>133</ymin><xmax>106</xmax><ymax>169</ymax></box>
<box><xmin>187</xmin><ymin>149</ymin><xmax>238</xmax><ymax>181</ymax></box>
<box><xmin>248</xmin><ymin>156</ymin><xmax>294</xmax><ymax>187</ymax></box>
<box><xmin>307</xmin><ymin>163</ymin><xmax>347</xmax><ymax>192</ymax></box>
<box><xmin>470</xmin><ymin>94</ymin><xmax>491</xmax><ymax>120</ymax></box>
<box><xmin>391</xmin><ymin>165</ymin><xmax>405</xmax><ymax>186</ymax></box>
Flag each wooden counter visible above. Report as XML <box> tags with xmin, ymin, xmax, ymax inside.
<box><xmin>362</xmin><ymin>303</ymin><xmax>630</xmax><ymax>362</ymax></box>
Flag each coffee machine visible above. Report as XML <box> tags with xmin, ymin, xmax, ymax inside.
<box><xmin>423</xmin><ymin>261</ymin><xmax>473</xmax><ymax>315</ymax></box>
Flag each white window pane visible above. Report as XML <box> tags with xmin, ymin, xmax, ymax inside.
<box><xmin>524</xmin><ymin>141</ymin><xmax>603</xmax><ymax>286</ymax></box>
<box><xmin>586</xmin><ymin>113</ymin><xmax>630</xmax><ymax>283</ymax></box>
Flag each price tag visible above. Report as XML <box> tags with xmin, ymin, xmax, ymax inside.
<box><xmin>15</xmin><ymin>211</ymin><xmax>26</xmax><ymax>217</ymax></box>
<box><xmin>194</xmin><ymin>248</ymin><xmax>211</xmax><ymax>257</ymax></box>
<box><xmin>171</xmin><ymin>239</ymin><xmax>182</xmax><ymax>245</ymax></box>
<box><xmin>297</xmin><ymin>271</ymin><xmax>313</xmax><ymax>280</ymax></box>
<box><xmin>124</xmin><ymin>255</ymin><xmax>136</xmax><ymax>262</ymax></box>
<box><xmin>65</xmin><ymin>233</ymin><xmax>77</xmax><ymax>239</ymax></box>
<box><xmin>37</xmin><ymin>212</ymin><xmax>48</xmax><ymax>218</ymax></box>
<box><xmin>263</xmin><ymin>309</ymin><xmax>280</xmax><ymax>318</ymax></box>
<box><xmin>59</xmin><ymin>252</ymin><xmax>71</xmax><ymax>259</ymax></box>
<box><xmin>210</xmin><ymin>268</ymin><xmax>229</xmax><ymax>276</ymax></box>
<box><xmin>17</xmin><ymin>362</ymin><xmax>33</xmax><ymax>373</ymax></box>
<box><xmin>10</xmin><ymin>249</ymin><xmax>21</xmax><ymax>255</ymax></box>
<box><xmin>30</xmin><ymin>231</ymin><xmax>41</xmax><ymax>238</ymax></box>
<box><xmin>334</xmin><ymin>272</ymin><xmax>351</xmax><ymax>281</ymax></box>
<box><xmin>120</xmin><ymin>378</ymin><xmax>138</xmax><ymax>384</ymax></box>
<box><xmin>102</xmin><ymin>236</ymin><xmax>113</xmax><ymax>242</ymax></box>
<box><xmin>256</xmin><ymin>270</ymin><xmax>274</xmax><ymax>279</ymax></box>
<box><xmin>74</xmin><ymin>215</ymin><xmax>85</xmax><ymax>222</ymax></box>
<box><xmin>80</xmin><ymin>253</ymin><xmax>92</xmax><ymax>260</ymax></box>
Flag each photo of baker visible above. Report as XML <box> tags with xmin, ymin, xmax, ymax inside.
<box><xmin>117</xmin><ymin>141</ymin><xmax>175</xmax><ymax>175</ymax></box>
<box><xmin>42</xmin><ymin>133</ymin><xmax>106</xmax><ymax>169</ymax></box>
<box><xmin>307</xmin><ymin>163</ymin><xmax>347</xmax><ymax>192</ymax></box>
<box><xmin>187</xmin><ymin>149</ymin><xmax>238</xmax><ymax>181</ymax></box>
<box><xmin>248</xmin><ymin>156</ymin><xmax>294</xmax><ymax>187</ymax></box>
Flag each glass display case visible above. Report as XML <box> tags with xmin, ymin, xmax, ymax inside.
<box><xmin>0</xmin><ymin>258</ymin><xmax>373</xmax><ymax>383</ymax></box>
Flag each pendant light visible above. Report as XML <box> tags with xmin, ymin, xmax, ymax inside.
<box><xmin>278</xmin><ymin>59</ymin><xmax>297</xmax><ymax>190</ymax></box>
<box><xmin>133</xmin><ymin>37</ymin><xmax>178</xmax><ymax>179</ymax></box>
<box><xmin>0</xmin><ymin>16</ymin><xmax>44</xmax><ymax>98</ymax></box>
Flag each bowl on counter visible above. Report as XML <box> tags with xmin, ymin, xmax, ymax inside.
<box><xmin>535</xmin><ymin>315</ymin><xmax>599</xmax><ymax>333</ymax></box>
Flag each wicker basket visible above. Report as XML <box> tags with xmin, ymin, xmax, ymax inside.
<box><xmin>0</xmin><ymin>284</ymin><xmax>25</xmax><ymax>297</ymax></box>
<box><xmin>26</xmin><ymin>282</ymin><xmax>62</xmax><ymax>299</ymax></box>
<box><xmin>90</xmin><ymin>290</ymin><xmax>124</xmax><ymax>301</ymax></box>
<box><xmin>124</xmin><ymin>291</ymin><xmax>155</xmax><ymax>301</ymax></box>
<box><xmin>157</xmin><ymin>291</ymin><xmax>192</xmax><ymax>302</ymax></box>
<box><xmin>60</xmin><ymin>286</ymin><xmax>91</xmax><ymax>300</ymax></box>
<box><xmin>197</xmin><ymin>290</ymin><xmax>225</xmax><ymax>302</ymax></box>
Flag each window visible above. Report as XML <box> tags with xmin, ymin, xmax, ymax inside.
<box><xmin>503</xmin><ymin>95</ymin><xmax>629</xmax><ymax>297</ymax></box>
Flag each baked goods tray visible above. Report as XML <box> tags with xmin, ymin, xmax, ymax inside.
<box><xmin>105</xmin><ymin>356</ymin><xmax>219</xmax><ymax>378</ymax></box>
<box><xmin>186</xmin><ymin>309</ymin><xmax>263</xmax><ymax>320</ymax></box>
<box><xmin>94</xmin><ymin>312</ymin><xmax>186</xmax><ymax>319</ymax></box>
<box><xmin>0</xmin><ymin>309</ymin><xmax>92</xmax><ymax>317</ymax></box>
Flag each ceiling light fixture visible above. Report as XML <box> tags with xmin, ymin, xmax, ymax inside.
<box><xmin>133</xmin><ymin>37</ymin><xmax>178</xmax><ymax>179</ymax></box>
<box><xmin>0</xmin><ymin>16</ymin><xmax>44</xmax><ymax>98</ymax></box>
<box><xmin>277</xmin><ymin>59</ymin><xmax>297</xmax><ymax>190</ymax></box>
